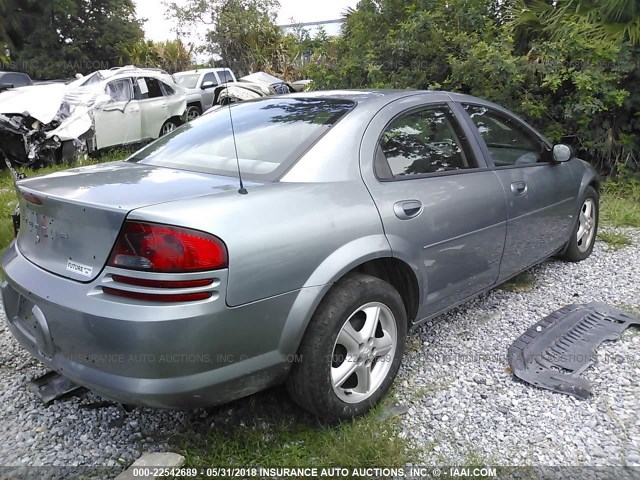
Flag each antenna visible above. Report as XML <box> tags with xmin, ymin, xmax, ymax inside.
<box><xmin>224</xmin><ymin>80</ymin><xmax>248</xmax><ymax>195</ymax></box>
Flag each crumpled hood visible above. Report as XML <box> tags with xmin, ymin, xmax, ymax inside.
<box><xmin>0</xmin><ymin>83</ymin><xmax>68</xmax><ymax>123</ymax></box>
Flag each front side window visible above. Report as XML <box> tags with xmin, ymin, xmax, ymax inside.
<box><xmin>378</xmin><ymin>106</ymin><xmax>475</xmax><ymax>178</ymax></box>
<box><xmin>202</xmin><ymin>72</ymin><xmax>219</xmax><ymax>86</ymax></box>
<box><xmin>4</xmin><ymin>74</ymin><xmax>28</xmax><ymax>87</ymax></box>
<box><xmin>129</xmin><ymin>97</ymin><xmax>355</xmax><ymax>181</ymax></box>
<box><xmin>464</xmin><ymin>105</ymin><xmax>547</xmax><ymax>166</ymax></box>
<box><xmin>106</xmin><ymin>79</ymin><xmax>133</xmax><ymax>102</ymax></box>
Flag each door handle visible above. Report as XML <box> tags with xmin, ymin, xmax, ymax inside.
<box><xmin>511</xmin><ymin>181</ymin><xmax>528</xmax><ymax>196</ymax></box>
<box><xmin>394</xmin><ymin>200</ymin><xmax>423</xmax><ymax>220</ymax></box>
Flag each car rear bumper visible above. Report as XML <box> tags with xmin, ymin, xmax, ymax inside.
<box><xmin>1</xmin><ymin>241</ymin><xmax>319</xmax><ymax>408</ymax></box>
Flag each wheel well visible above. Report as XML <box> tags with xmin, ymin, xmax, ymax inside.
<box><xmin>588</xmin><ymin>179</ymin><xmax>600</xmax><ymax>195</ymax></box>
<box><xmin>351</xmin><ymin>258</ymin><xmax>419</xmax><ymax>323</ymax></box>
<box><xmin>187</xmin><ymin>101</ymin><xmax>202</xmax><ymax>111</ymax></box>
<box><xmin>168</xmin><ymin>115</ymin><xmax>184</xmax><ymax>126</ymax></box>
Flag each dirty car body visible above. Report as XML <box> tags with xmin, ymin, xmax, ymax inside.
<box><xmin>0</xmin><ymin>67</ymin><xmax>186</xmax><ymax>167</ymax></box>
<box><xmin>1</xmin><ymin>91</ymin><xmax>600</xmax><ymax>415</ymax></box>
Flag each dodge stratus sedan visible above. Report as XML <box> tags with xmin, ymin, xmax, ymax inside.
<box><xmin>1</xmin><ymin>90</ymin><xmax>599</xmax><ymax>421</ymax></box>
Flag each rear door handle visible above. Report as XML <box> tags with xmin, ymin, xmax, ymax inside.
<box><xmin>511</xmin><ymin>181</ymin><xmax>528</xmax><ymax>196</ymax></box>
<box><xmin>394</xmin><ymin>200</ymin><xmax>423</xmax><ymax>220</ymax></box>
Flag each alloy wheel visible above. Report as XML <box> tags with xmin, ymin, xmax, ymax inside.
<box><xmin>161</xmin><ymin>122</ymin><xmax>176</xmax><ymax>136</ymax></box>
<box><xmin>577</xmin><ymin>198</ymin><xmax>596</xmax><ymax>253</ymax></box>
<box><xmin>186</xmin><ymin>107</ymin><xmax>201</xmax><ymax>121</ymax></box>
<box><xmin>331</xmin><ymin>302</ymin><xmax>398</xmax><ymax>403</ymax></box>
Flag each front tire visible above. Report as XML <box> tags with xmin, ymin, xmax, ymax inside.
<box><xmin>160</xmin><ymin>119</ymin><xmax>179</xmax><ymax>137</ymax></box>
<box><xmin>561</xmin><ymin>186</ymin><xmax>599</xmax><ymax>262</ymax></box>
<box><xmin>287</xmin><ymin>273</ymin><xmax>407</xmax><ymax>422</ymax></box>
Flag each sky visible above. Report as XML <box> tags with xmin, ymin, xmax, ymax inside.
<box><xmin>134</xmin><ymin>0</ymin><xmax>359</xmax><ymax>43</ymax></box>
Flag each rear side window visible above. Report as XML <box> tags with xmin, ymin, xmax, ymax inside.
<box><xmin>143</xmin><ymin>77</ymin><xmax>164</xmax><ymax>99</ymax></box>
<box><xmin>378</xmin><ymin>106</ymin><xmax>475</xmax><ymax>178</ymax></box>
<box><xmin>129</xmin><ymin>98</ymin><xmax>355</xmax><ymax>181</ymax></box>
<box><xmin>160</xmin><ymin>81</ymin><xmax>175</xmax><ymax>96</ymax></box>
<box><xmin>219</xmin><ymin>70</ymin><xmax>234</xmax><ymax>83</ymax></box>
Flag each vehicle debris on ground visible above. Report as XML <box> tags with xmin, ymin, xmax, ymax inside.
<box><xmin>508</xmin><ymin>302</ymin><xmax>640</xmax><ymax>399</ymax></box>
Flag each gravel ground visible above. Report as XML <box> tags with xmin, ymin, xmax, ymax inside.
<box><xmin>395</xmin><ymin>227</ymin><xmax>640</xmax><ymax>467</ymax></box>
<box><xmin>0</xmin><ymin>229</ymin><xmax>638</xmax><ymax>473</ymax></box>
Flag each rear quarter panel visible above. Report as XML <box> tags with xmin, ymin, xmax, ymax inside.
<box><xmin>128</xmin><ymin>180</ymin><xmax>390</xmax><ymax>307</ymax></box>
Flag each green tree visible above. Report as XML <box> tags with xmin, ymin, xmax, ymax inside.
<box><xmin>306</xmin><ymin>0</ymin><xmax>639</xmax><ymax>173</ymax></box>
<box><xmin>509</xmin><ymin>0</ymin><xmax>640</xmax><ymax>48</ymax></box>
<box><xmin>119</xmin><ymin>39</ymin><xmax>194</xmax><ymax>73</ymax></box>
<box><xmin>165</xmin><ymin>0</ymin><xmax>282</xmax><ymax>75</ymax></box>
<box><xmin>10</xmin><ymin>0</ymin><xmax>143</xmax><ymax>79</ymax></box>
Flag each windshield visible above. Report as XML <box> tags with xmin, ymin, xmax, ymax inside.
<box><xmin>174</xmin><ymin>73</ymin><xmax>200</xmax><ymax>89</ymax></box>
<box><xmin>129</xmin><ymin>97</ymin><xmax>355</xmax><ymax>181</ymax></box>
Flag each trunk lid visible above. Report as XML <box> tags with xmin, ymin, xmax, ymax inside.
<box><xmin>15</xmin><ymin>161</ymin><xmax>260</xmax><ymax>282</ymax></box>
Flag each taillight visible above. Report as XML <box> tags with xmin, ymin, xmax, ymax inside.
<box><xmin>107</xmin><ymin>221</ymin><xmax>228</xmax><ymax>273</ymax></box>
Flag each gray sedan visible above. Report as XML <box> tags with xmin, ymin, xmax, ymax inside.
<box><xmin>1</xmin><ymin>90</ymin><xmax>599</xmax><ymax>421</ymax></box>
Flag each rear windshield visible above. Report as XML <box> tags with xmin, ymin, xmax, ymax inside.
<box><xmin>129</xmin><ymin>98</ymin><xmax>355</xmax><ymax>181</ymax></box>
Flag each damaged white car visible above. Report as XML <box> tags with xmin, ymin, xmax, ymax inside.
<box><xmin>213</xmin><ymin>72</ymin><xmax>296</xmax><ymax>105</ymax></box>
<box><xmin>0</xmin><ymin>67</ymin><xmax>186</xmax><ymax>167</ymax></box>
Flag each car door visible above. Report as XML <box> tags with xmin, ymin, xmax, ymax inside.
<box><xmin>360</xmin><ymin>95</ymin><xmax>508</xmax><ymax>320</ymax></box>
<box><xmin>200</xmin><ymin>72</ymin><xmax>219</xmax><ymax>110</ymax></box>
<box><xmin>460</xmin><ymin>103</ymin><xmax>578</xmax><ymax>281</ymax></box>
<box><xmin>93</xmin><ymin>77</ymin><xmax>141</xmax><ymax>149</ymax></box>
<box><xmin>136</xmin><ymin>77</ymin><xmax>169</xmax><ymax>140</ymax></box>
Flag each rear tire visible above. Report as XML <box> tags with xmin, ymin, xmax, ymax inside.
<box><xmin>186</xmin><ymin>105</ymin><xmax>202</xmax><ymax>121</ymax></box>
<box><xmin>561</xmin><ymin>186</ymin><xmax>599</xmax><ymax>262</ymax></box>
<box><xmin>287</xmin><ymin>273</ymin><xmax>407</xmax><ymax>422</ymax></box>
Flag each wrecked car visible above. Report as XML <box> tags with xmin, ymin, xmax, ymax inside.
<box><xmin>174</xmin><ymin>68</ymin><xmax>237</xmax><ymax>120</ymax></box>
<box><xmin>0</xmin><ymin>67</ymin><xmax>186</xmax><ymax>167</ymax></box>
<box><xmin>213</xmin><ymin>71</ymin><xmax>296</xmax><ymax>105</ymax></box>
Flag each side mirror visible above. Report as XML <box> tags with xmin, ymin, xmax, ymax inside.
<box><xmin>201</xmin><ymin>81</ymin><xmax>215</xmax><ymax>90</ymax></box>
<box><xmin>552</xmin><ymin>144</ymin><xmax>573</xmax><ymax>163</ymax></box>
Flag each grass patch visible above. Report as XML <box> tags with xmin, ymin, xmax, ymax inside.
<box><xmin>601</xmin><ymin>175</ymin><xmax>640</xmax><ymax>228</ymax></box>
<box><xmin>598</xmin><ymin>230</ymin><xmax>633</xmax><ymax>250</ymax></box>
<box><xmin>175</xmin><ymin>387</ymin><xmax>413</xmax><ymax>475</ymax></box>
<box><xmin>0</xmin><ymin>149</ymin><xmax>132</xmax><ymax>252</ymax></box>
<box><xmin>498</xmin><ymin>272</ymin><xmax>536</xmax><ymax>293</ymax></box>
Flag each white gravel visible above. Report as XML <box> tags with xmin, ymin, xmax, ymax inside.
<box><xmin>0</xmin><ymin>229</ymin><xmax>638</xmax><ymax>473</ymax></box>
<box><xmin>395</xmin><ymin>227</ymin><xmax>640</xmax><ymax>467</ymax></box>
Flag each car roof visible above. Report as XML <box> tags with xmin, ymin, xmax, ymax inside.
<box><xmin>0</xmin><ymin>72</ymin><xmax>30</xmax><ymax>78</ymax></box>
<box><xmin>280</xmin><ymin>89</ymin><xmax>513</xmax><ymax>114</ymax></box>
<box><xmin>175</xmin><ymin>68</ymin><xmax>231</xmax><ymax>75</ymax></box>
<box><xmin>282</xmin><ymin>89</ymin><xmax>488</xmax><ymax>102</ymax></box>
